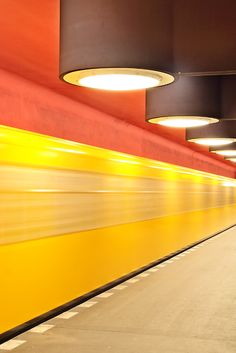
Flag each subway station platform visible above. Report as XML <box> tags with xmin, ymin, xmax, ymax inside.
<box><xmin>1</xmin><ymin>226</ymin><xmax>236</xmax><ymax>353</ymax></box>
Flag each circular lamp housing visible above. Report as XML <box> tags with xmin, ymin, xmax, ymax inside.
<box><xmin>60</xmin><ymin>0</ymin><xmax>175</xmax><ymax>90</ymax></box>
<box><xmin>186</xmin><ymin>120</ymin><xmax>236</xmax><ymax>146</ymax></box>
<box><xmin>62</xmin><ymin>68</ymin><xmax>174</xmax><ymax>91</ymax></box>
<box><xmin>151</xmin><ymin>116</ymin><xmax>218</xmax><ymax>128</ymax></box>
<box><xmin>225</xmin><ymin>158</ymin><xmax>236</xmax><ymax>163</ymax></box>
<box><xmin>210</xmin><ymin>143</ymin><xmax>236</xmax><ymax>157</ymax></box>
<box><xmin>146</xmin><ymin>76</ymin><xmax>220</xmax><ymax>128</ymax></box>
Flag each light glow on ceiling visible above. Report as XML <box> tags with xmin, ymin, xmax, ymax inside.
<box><xmin>212</xmin><ymin>150</ymin><xmax>236</xmax><ymax>157</ymax></box>
<box><xmin>62</xmin><ymin>68</ymin><xmax>174</xmax><ymax>91</ymax></box>
<box><xmin>225</xmin><ymin>158</ymin><xmax>236</xmax><ymax>162</ymax></box>
<box><xmin>189</xmin><ymin>138</ymin><xmax>235</xmax><ymax>146</ymax></box>
<box><xmin>79</xmin><ymin>74</ymin><xmax>160</xmax><ymax>91</ymax></box>
<box><xmin>147</xmin><ymin>116</ymin><xmax>218</xmax><ymax>128</ymax></box>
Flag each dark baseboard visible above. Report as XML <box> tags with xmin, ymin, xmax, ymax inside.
<box><xmin>1</xmin><ymin>222</ymin><xmax>235</xmax><ymax>344</ymax></box>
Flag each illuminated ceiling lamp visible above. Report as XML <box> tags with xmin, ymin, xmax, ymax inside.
<box><xmin>60</xmin><ymin>0</ymin><xmax>174</xmax><ymax>91</ymax></box>
<box><xmin>186</xmin><ymin>120</ymin><xmax>236</xmax><ymax>146</ymax></box>
<box><xmin>146</xmin><ymin>76</ymin><xmax>220</xmax><ymax>128</ymax></box>
<box><xmin>225</xmin><ymin>158</ymin><xmax>236</xmax><ymax>163</ymax></box>
<box><xmin>210</xmin><ymin>143</ymin><xmax>236</xmax><ymax>157</ymax></box>
<box><xmin>186</xmin><ymin>76</ymin><xmax>236</xmax><ymax>145</ymax></box>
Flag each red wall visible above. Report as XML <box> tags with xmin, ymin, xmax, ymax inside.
<box><xmin>0</xmin><ymin>68</ymin><xmax>235</xmax><ymax>178</ymax></box>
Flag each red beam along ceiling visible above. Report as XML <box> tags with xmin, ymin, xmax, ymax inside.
<box><xmin>0</xmin><ymin>0</ymin><xmax>235</xmax><ymax>178</ymax></box>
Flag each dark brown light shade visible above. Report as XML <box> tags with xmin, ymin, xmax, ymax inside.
<box><xmin>174</xmin><ymin>0</ymin><xmax>236</xmax><ymax>74</ymax></box>
<box><xmin>146</xmin><ymin>76</ymin><xmax>220</xmax><ymax>127</ymax></box>
<box><xmin>221</xmin><ymin>76</ymin><xmax>236</xmax><ymax>120</ymax></box>
<box><xmin>186</xmin><ymin>120</ymin><xmax>236</xmax><ymax>146</ymax></box>
<box><xmin>60</xmin><ymin>0</ymin><xmax>174</xmax><ymax>90</ymax></box>
<box><xmin>146</xmin><ymin>75</ymin><xmax>236</xmax><ymax>128</ymax></box>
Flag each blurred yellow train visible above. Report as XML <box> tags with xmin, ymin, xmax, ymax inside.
<box><xmin>1</xmin><ymin>125</ymin><xmax>236</xmax><ymax>334</ymax></box>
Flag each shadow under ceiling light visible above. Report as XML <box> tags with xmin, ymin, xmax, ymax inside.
<box><xmin>60</xmin><ymin>0</ymin><xmax>175</xmax><ymax>90</ymax></box>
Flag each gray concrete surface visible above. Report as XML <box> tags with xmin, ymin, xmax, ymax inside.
<box><xmin>2</xmin><ymin>226</ymin><xmax>236</xmax><ymax>353</ymax></box>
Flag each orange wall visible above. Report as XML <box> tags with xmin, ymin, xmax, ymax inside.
<box><xmin>0</xmin><ymin>68</ymin><xmax>235</xmax><ymax>178</ymax></box>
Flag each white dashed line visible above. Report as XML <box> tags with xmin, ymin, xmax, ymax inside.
<box><xmin>0</xmin><ymin>340</ymin><xmax>26</xmax><ymax>351</ymax></box>
<box><xmin>148</xmin><ymin>268</ymin><xmax>159</xmax><ymax>272</ymax></box>
<box><xmin>30</xmin><ymin>324</ymin><xmax>54</xmax><ymax>333</ymax></box>
<box><xmin>78</xmin><ymin>301</ymin><xmax>97</xmax><ymax>308</ymax></box>
<box><xmin>57</xmin><ymin>311</ymin><xmax>78</xmax><ymax>319</ymax></box>
<box><xmin>165</xmin><ymin>260</ymin><xmax>174</xmax><ymax>264</ymax></box>
<box><xmin>126</xmin><ymin>278</ymin><xmax>139</xmax><ymax>284</ymax></box>
<box><xmin>139</xmin><ymin>273</ymin><xmax>150</xmax><ymax>278</ymax></box>
<box><xmin>158</xmin><ymin>264</ymin><xmax>166</xmax><ymax>268</ymax></box>
<box><xmin>97</xmin><ymin>292</ymin><xmax>114</xmax><ymax>298</ymax></box>
<box><xmin>114</xmin><ymin>284</ymin><xmax>127</xmax><ymax>290</ymax></box>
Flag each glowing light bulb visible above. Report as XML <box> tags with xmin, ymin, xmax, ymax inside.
<box><xmin>79</xmin><ymin>74</ymin><xmax>160</xmax><ymax>91</ymax></box>
<box><xmin>62</xmin><ymin>68</ymin><xmax>174</xmax><ymax>91</ymax></box>
<box><xmin>148</xmin><ymin>116</ymin><xmax>218</xmax><ymax>128</ymax></box>
<box><xmin>226</xmin><ymin>158</ymin><xmax>236</xmax><ymax>162</ymax></box>
<box><xmin>189</xmin><ymin>138</ymin><xmax>234</xmax><ymax>146</ymax></box>
<box><xmin>213</xmin><ymin>150</ymin><xmax>236</xmax><ymax>157</ymax></box>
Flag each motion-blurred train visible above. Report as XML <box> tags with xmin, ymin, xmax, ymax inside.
<box><xmin>1</xmin><ymin>125</ymin><xmax>236</xmax><ymax>334</ymax></box>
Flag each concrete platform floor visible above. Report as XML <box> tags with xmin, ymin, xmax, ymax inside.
<box><xmin>1</xmin><ymin>226</ymin><xmax>236</xmax><ymax>353</ymax></box>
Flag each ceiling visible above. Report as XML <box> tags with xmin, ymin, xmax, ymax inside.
<box><xmin>0</xmin><ymin>0</ymin><xmax>235</xmax><ymax>167</ymax></box>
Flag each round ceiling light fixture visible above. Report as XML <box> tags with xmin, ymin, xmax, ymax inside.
<box><xmin>60</xmin><ymin>0</ymin><xmax>175</xmax><ymax>90</ymax></box>
<box><xmin>186</xmin><ymin>120</ymin><xmax>236</xmax><ymax>146</ymax></box>
<box><xmin>64</xmin><ymin>68</ymin><xmax>173</xmax><ymax>91</ymax></box>
<box><xmin>146</xmin><ymin>76</ymin><xmax>220</xmax><ymax>128</ymax></box>
<box><xmin>152</xmin><ymin>116</ymin><xmax>216</xmax><ymax>128</ymax></box>
<box><xmin>225</xmin><ymin>158</ymin><xmax>236</xmax><ymax>163</ymax></box>
<box><xmin>210</xmin><ymin>143</ymin><xmax>236</xmax><ymax>157</ymax></box>
<box><xmin>189</xmin><ymin>138</ymin><xmax>234</xmax><ymax>146</ymax></box>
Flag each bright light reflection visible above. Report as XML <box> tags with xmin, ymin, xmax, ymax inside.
<box><xmin>190</xmin><ymin>138</ymin><xmax>234</xmax><ymax>146</ymax></box>
<box><xmin>110</xmin><ymin>158</ymin><xmax>140</xmax><ymax>165</ymax></box>
<box><xmin>226</xmin><ymin>158</ymin><xmax>236</xmax><ymax>162</ymax></box>
<box><xmin>150</xmin><ymin>165</ymin><xmax>172</xmax><ymax>171</ymax></box>
<box><xmin>213</xmin><ymin>150</ymin><xmax>236</xmax><ymax>157</ymax></box>
<box><xmin>153</xmin><ymin>117</ymin><xmax>213</xmax><ymax>128</ymax></box>
<box><xmin>51</xmin><ymin>147</ymin><xmax>86</xmax><ymax>154</ymax></box>
<box><xmin>79</xmin><ymin>74</ymin><xmax>160</xmax><ymax>91</ymax></box>
<box><xmin>222</xmin><ymin>181</ymin><xmax>236</xmax><ymax>187</ymax></box>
